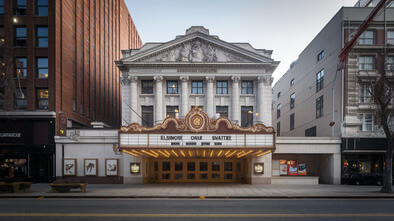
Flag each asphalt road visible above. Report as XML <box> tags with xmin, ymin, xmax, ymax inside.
<box><xmin>0</xmin><ymin>198</ymin><xmax>394</xmax><ymax>221</ymax></box>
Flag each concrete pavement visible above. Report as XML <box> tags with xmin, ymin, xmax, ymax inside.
<box><xmin>1</xmin><ymin>183</ymin><xmax>394</xmax><ymax>198</ymax></box>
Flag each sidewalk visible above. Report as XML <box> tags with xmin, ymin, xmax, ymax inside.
<box><xmin>1</xmin><ymin>183</ymin><xmax>394</xmax><ymax>198</ymax></box>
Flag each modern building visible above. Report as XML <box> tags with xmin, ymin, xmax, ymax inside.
<box><xmin>272</xmin><ymin>2</ymin><xmax>394</xmax><ymax>183</ymax></box>
<box><xmin>0</xmin><ymin>0</ymin><xmax>142</xmax><ymax>182</ymax></box>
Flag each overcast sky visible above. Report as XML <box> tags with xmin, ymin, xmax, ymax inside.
<box><xmin>125</xmin><ymin>0</ymin><xmax>357</xmax><ymax>83</ymax></box>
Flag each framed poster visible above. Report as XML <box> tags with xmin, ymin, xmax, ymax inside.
<box><xmin>130</xmin><ymin>162</ymin><xmax>140</xmax><ymax>174</ymax></box>
<box><xmin>63</xmin><ymin>159</ymin><xmax>77</xmax><ymax>176</ymax></box>
<box><xmin>84</xmin><ymin>159</ymin><xmax>98</xmax><ymax>176</ymax></box>
<box><xmin>288</xmin><ymin>160</ymin><xmax>298</xmax><ymax>176</ymax></box>
<box><xmin>253</xmin><ymin>163</ymin><xmax>264</xmax><ymax>175</ymax></box>
<box><xmin>279</xmin><ymin>160</ymin><xmax>288</xmax><ymax>176</ymax></box>
<box><xmin>105</xmin><ymin>159</ymin><xmax>119</xmax><ymax>176</ymax></box>
<box><xmin>298</xmin><ymin>164</ymin><xmax>307</xmax><ymax>175</ymax></box>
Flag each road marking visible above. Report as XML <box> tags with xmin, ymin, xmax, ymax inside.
<box><xmin>0</xmin><ymin>213</ymin><xmax>394</xmax><ymax>218</ymax></box>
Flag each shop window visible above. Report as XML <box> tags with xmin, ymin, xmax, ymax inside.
<box><xmin>216</xmin><ymin>106</ymin><xmax>228</xmax><ymax>118</ymax></box>
<box><xmin>388</xmin><ymin>31</ymin><xmax>394</xmax><ymax>45</ymax></box>
<box><xmin>359</xmin><ymin>30</ymin><xmax>374</xmax><ymax>45</ymax></box>
<box><xmin>15</xmin><ymin>57</ymin><xmax>27</xmax><ymax>78</ymax></box>
<box><xmin>14</xmin><ymin>0</ymin><xmax>27</xmax><ymax>16</ymax></box>
<box><xmin>141</xmin><ymin>106</ymin><xmax>153</xmax><ymax>127</ymax></box>
<box><xmin>305</xmin><ymin>126</ymin><xmax>316</xmax><ymax>137</ymax></box>
<box><xmin>224</xmin><ymin>162</ymin><xmax>233</xmax><ymax>171</ymax></box>
<box><xmin>15</xmin><ymin>88</ymin><xmax>27</xmax><ymax>109</ymax></box>
<box><xmin>290</xmin><ymin>113</ymin><xmax>295</xmax><ymax>131</ymax></box>
<box><xmin>277</xmin><ymin>103</ymin><xmax>281</xmax><ymax>118</ymax></box>
<box><xmin>141</xmin><ymin>80</ymin><xmax>153</xmax><ymax>94</ymax></box>
<box><xmin>316</xmin><ymin>96</ymin><xmax>323</xmax><ymax>118</ymax></box>
<box><xmin>36</xmin><ymin>0</ymin><xmax>48</xmax><ymax>16</ymax></box>
<box><xmin>241</xmin><ymin>81</ymin><xmax>253</xmax><ymax>94</ymax></box>
<box><xmin>162</xmin><ymin>162</ymin><xmax>170</xmax><ymax>171</ymax></box>
<box><xmin>216</xmin><ymin>80</ymin><xmax>228</xmax><ymax>94</ymax></box>
<box><xmin>224</xmin><ymin>174</ymin><xmax>233</xmax><ymax>180</ymax></box>
<box><xmin>199</xmin><ymin>162</ymin><xmax>208</xmax><ymax>171</ymax></box>
<box><xmin>317</xmin><ymin>50</ymin><xmax>324</xmax><ymax>62</ymax></box>
<box><xmin>316</xmin><ymin>69</ymin><xmax>324</xmax><ymax>92</ymax></box>
<box><xmin>37</xmin><ymin>88</ymin><xmax>49</xmax><ymax>109</ymax></box>
<box><xmin>362</xmin><ymin>114</ymin><xmax>374</xmax><ymax>131</ymax></box>
<box><xmin>174</xmin><ymin>162</ymin><xmax>183</xmax><ymax>171</ymax></box>
<box><xmin>166</xmin><ymin>106</ymin><xmax>178</xmax><ymax>118</ymax></box>
<box><xmin>14</xmin><ymin>27</ymin><xmax>27</xmax><ymax>47</ymax></box>
<box><xmin>187</xmin><ymin>162</ymin><xmax>195</xmax><ymax>171</ymax></box>
<box><xmin>290</xmin><ymin>93</ymin><xmax>295</xmax><ymax>109</ymax></box>
<box><xmin>36</xmin><ymin>58</ymin><xmax>48</xmax><ymax>78</ymax></box>
<box><xmin>191</xmin><ymin>80</ymin><xmax>203</xmax><ymax>94</ymax></box>
<box><xmin>36</xmin><ymin>26</ymin><xmax>48</xmax><ymax>47</ymax></box>
<box><xmin>0</xmin><ymin>0</ymin><xmax>4</xmax><ymax>15</ymax></box>
<box><xmin>241</xmin><ymin>106</ymin><xmax>253</xmax><ymax>127</ymax></box>
<box><xmin>358</xmin><ymin>56</ymin><xmax>374</xmax><ymax>70</ymax></box>
<box><xmin>212</xmin><ymin>161</ymin><xmax>220</xmax><ymax>171</ymax></box>
<box><xmin>276</xmin><ymin>122</ymin><xmax>280</xmax><ymax>137</ymax></box>
<box><xmin>166</xmin><ymin>80</ymin><xmax>178</xmax><ymax>94</ymax></box>
<box><xmin>360</xmin><ymin>83</ymin><xmax>373</xmax><ymax>103</ymax></box>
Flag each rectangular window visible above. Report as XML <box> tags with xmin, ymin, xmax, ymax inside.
<box><xmin>316</xmin><ymin>69</ymin><xmax>324</xmax><ymax>92</ymax></box>
<box><xmin>191</xmin><ymin>80</ymin><xmax>203</xmax><ymax>94</ymax></box>
<box><xmin>216</xmin><ymin>80</ymin><xmax>228</xmax><ymax>94</ymax></box>
<box><xmin>276</xmin><ymin>122</ymin><xmax>280</xmax><ymax>137</ymax></box>
<box><xmin>37</xmin><ymin>89</ymin><xmax>49</xmax><ymax>109</ymax></box>
<box><xmin>277</xmin><ymin>103</ymin><xmax>281</xmax><ymax>119</ymax></box>
<box><xmin>241</xmin><ymin>81</ymin><xmax>253</xmax><ymax>94</ymax></box>
<box><xmin>0</xmin><ymin>0</ymin><xmax>4</xmax><ymax>15</ymax></box>
<box><xmin>290</xmin><ymin>78</ymin><xmax>295</xmax><ymax>86</ymax></box>
<box><xmin>14</xmin><ymin>27</ymin><xmax>27</xmax><ymax>47</ymax></box>
<box><xmin>37</xmin><ymin>58</ymin><xmax>48</xmax><ymax>78</ymax></box>
<box><xmin>15</xmin><ymin>57</ymin><xmax>27</xmax><ymax>78</ymax></box>
<box><xmin>290</xmin><ymin>93</ymin><xmax>295</xmax><ymax>109</ymax></box>
<box><xmin>141</xmin><ymin>106</ymin><xmax>153</xmax><ymax>127</ymax></box>
<box><xmin>14</xmin><ymin>0</ymin><xmax>27</xmax><ymax>16</ymax></box>
<box><xmin>167</xmin><ymin>80</ymin><xmax>178</xmax><ymax>94</ymax></box>
<box><xmin>317</xmin><ymin>50</ymin><xmax>324</xmax><ymax>61</ymax></box>
<box><xmin>387</xmin><ymin>57</ymin><xmax>394</xmax><ymax>71</ymax></box>
<box><xmin>216</xmin><ymin>106</ymin><xmax>228</xmax><ymax>118</ymax></box>
<box><xmin>166</xmin><ymin>106</ymin><xmax>178</xmax><ymax>118</ymax></box>
<box><xmin>359</xmin><ymin>30</ymin><xmax>374</xmax><ymax>45</ymax></box>
<box><xmin>36</xmin><ymin>26</ymin><xmax>48</xmax><ymax>47</ymax></box>
<box><xmin>316</xmin><ymin>96</ymin><xmax>323</xmax><ymax>118</ymax></box>
<box><xmin>362</xmin><ymin>114</ymin><xmax>374</xmax><ymax>131</ymax></box>
<box><xmin>36</xmin><ymin>0</ymin><xmax>48</xmax><ymax>16</ymax></box>
<box><xmin>141</xmin><ymin>80</ymin><xmax>153</xmax><ymax>94</ymax></box>
<box><xmin>241</xmin><ymin>106</ymin><xmax>253</xmax><ymax>127</ymax></box>
<box><xmin>277</xmin><ymin>92</ymin><xmax>281</xmax><ymax>98</ymax></box>
<box><xmin>15</xmin><ymin>88</ymin><xmax>27</xmax><ymax>109</ymax></box>
<box><xmin>360</xmin><ymin>83</ymin><xmax>373</xmax><ymax>103</ymax></box>
<box><xmin>305</xmin><ymin>126</ymin><xmax>317</xmax><ymax>137</ymax></box>
<box><xmin>290</xmin><ymin>113</ymin><xmax>295</xmax><ymax>131</ymax></box>
<box><xmin>358</xmin><ymin>56</ymin><xmax>374</xmax><ymax>70</ymax></box>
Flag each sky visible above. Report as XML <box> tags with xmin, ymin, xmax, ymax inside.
<box><xmin>125</xmin><ymin>0</ymin><xmax>357</xmax><ymax>83</ymax></box>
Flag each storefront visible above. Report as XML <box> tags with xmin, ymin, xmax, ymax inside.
<box><xmin>0</xmin><ymin>118</ymin><xmax>55</xmax><ymax>182</ymax></box>
<box><xmin>119</xmin><ymin>108</ymin><xmax>276</xmax><ymax>184</ymax></box>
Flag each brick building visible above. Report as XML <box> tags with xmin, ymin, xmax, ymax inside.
<box><xmin>0</xmin><ymin>0</ymin><xmax>142</xmax><ymax>182</ymax></box>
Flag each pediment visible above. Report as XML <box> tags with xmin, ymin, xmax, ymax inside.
<box><xmin>121</xmin><ymin>33</ymin><xmax>274</xmax><ymax>64</ymax></box>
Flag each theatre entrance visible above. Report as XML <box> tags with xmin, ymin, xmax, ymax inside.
<box><xmin>149</xmin><ymin>158</ymin><xmax>246</xmax><ymax>183</ymax></box>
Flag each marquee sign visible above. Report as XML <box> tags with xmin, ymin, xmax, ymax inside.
<box><xmin>119</xmin><ymin>108</ymin><xmax>275</xmax><ymax>150</ymax></box>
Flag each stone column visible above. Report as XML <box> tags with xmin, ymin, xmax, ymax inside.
<box><xmin>153</xmin><ymin>75</ymin><xmax>164</xmax><ymax>124</ymax></box>
<box><xmin>180</xmin><ymin>76</ymin><xmax>189</xmax><ymax>117</ymax></box>
<box><xmin>129</xmin><ymin>76</ymin><xmax>139</xmax><ymax>124</ymax></box>
<box><xmin>231</xmin><ymin>75</ymin><xmax>240</xmax><ymax>124</ymax></box>
<box><xmin>206</xmin><ymin>76</ymin><xmax>215</xmax><ymax>118</ymax></box>
<box><xmin>257</xmin><ymin>76</ymin><xmax>273</xmax><ymax>126</ymax></box>
<box><xmin>120</xmin><ymin>75</ymin><xmax>131</xmax><ymax>126</ymax></box>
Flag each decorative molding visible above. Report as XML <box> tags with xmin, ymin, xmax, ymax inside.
<box><xmin>120</xmin><ymin>75</ymin><xmax>131</xmax><ymax>86</ymax></box>
<box><xmin>231</xmin><ymin>75</ymin><xmax>241</xmax><ymax>83</ymax></box>
<box><xmin>69</xmin><ymin>130</ymin><xmax>80</xmax><ymax>141</ymax></box>
<box><xmin>153</xmin><ymin>75</ymin><xmax>164</xmax><ymax>82</ymax></box>
<box><xmin>120</xmin><ymin>108</ymin><xmax>275</xmax><ymax>134</ymax></box>
<box><xmin>257</xmin><ymin>76</ymin><xmax>273</xmax><ymax>86</ymax></box>
<box><xmin>129</xmin><ymin>76</ymin><xmax>138</xmax><ymax>83</ymax></box>
<box><xmin>206</xmin><ymin>76</ymin><xmax>215</xmax><ymax>83</ymax></box>
<box><xmin>179</xmin><ymin>76</ymin><xmax>189</xmax><ymax>83</ymax></box>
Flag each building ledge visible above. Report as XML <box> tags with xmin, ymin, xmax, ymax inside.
<box><xmin>0</xmin><ymin>111</ymin><xmax>56</xmax><ymax>118</ymax></box>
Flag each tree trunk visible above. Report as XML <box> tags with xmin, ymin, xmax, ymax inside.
<box><xmin>381</xmin><ymin>145</ymin><xmax>393</xmax><ymax>193</ymax></box>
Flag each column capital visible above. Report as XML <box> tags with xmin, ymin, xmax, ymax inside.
<box><xmin>153</xmin><ymin>75</ymin><xmax>164</xmax><ymax>82</ymax></box>
<box><xmin>179</xmin><ymin>75</ymin><xmax>189</xmax><ymax>83</ymax></box>
<box><xmin>206</xmin><ymin>76</ymin><xmax>215</xmax><ymax>83</ymax></box>
<box><xmin>121</xmin><ymin>75</ymin><xmax>137</xmax><ymax>85</ymax></box>
<box><xmin>129</xmin><ymin>76</ymin><xmax>138</xmax><ymax>83</ymax></box>
<box><xmin>257</xmin><ymin>76</ymin><xmax>273</xmax><ymax>86</ymax></box>
<box><xmin>231</xmin><ymin>75</ymin><xmax>241</xmax><ymax>83</ymax></box>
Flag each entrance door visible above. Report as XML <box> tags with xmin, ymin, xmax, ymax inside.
<box><xmin>29</xmin><ymin>154</ymin><xmax>54</xmax><ymax>183</ymax></box>
<box><xmin>150</xmin><ymin>158</ymin><xmax>246</xmax><ymax>183</ymax></box>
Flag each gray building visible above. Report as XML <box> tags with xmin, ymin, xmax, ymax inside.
<box><xmin>272</xmin><ymin>3</ymin><xmax>394</xmax><ymax>183</ymax></box>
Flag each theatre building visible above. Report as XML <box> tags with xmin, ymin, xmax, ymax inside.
<box><xmin>54</xmin><ymin>26</ymin><xmax>341</xmax><ymax>184</ymax></box>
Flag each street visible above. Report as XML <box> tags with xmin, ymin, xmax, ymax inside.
<box><xmin>0</xmin><ymin>198</ymin><xmax>394</xmax><ymax>220</ymax></box>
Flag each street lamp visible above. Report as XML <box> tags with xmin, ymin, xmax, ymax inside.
<box><xmin>245</xmin><ymin>111</ymin><xmax>259</xmax><ymax>127</ymax></box>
